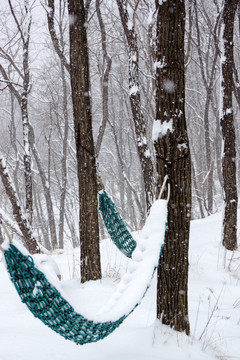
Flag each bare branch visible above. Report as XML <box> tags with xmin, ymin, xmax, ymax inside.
<box><xmin>8</xmin><ymin>0</ymin><xmax>25</xmax><ymax>43</ymax></box>
<box><xmin>0</xmin><ymin>79</ymin><xmax>23</xmax><ymax>88</ymax></box>
<box><xmin>0</xmin><ymin>47</ymin><xmax>24</xmax><ymax>79</ymax></box>
<box><xmin>45</xmin><ymin>0</ymin><xmax>70</xmax><ymax>73</ymax></box>
<box><xmin>0</xmin><ymin>64</ymin><xmax>21</xmax><ymax>103</ymax></box>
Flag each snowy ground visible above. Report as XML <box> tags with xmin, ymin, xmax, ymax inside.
<box><xmin>0</xmin><ymin>211</ymin><xmax>240</xmax><ymax>360</ymax></box>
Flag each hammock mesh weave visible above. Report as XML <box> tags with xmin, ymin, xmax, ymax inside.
<box><xmin>4</xmin><ymin>244</ymin><xmax>126</xmax><ymax>345</ymax></box>
<box><xmin>3</xmin><ymin>191</ymin><xmax>165</xmax><ymax>345</ymax></box>
<box><xmin>98</xmin><ymin>190</ymin><xmax>136</xmax><ymax>258</ymax></box>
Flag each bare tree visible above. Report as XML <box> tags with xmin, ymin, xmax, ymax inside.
<box><xmin>0</xmin><ymin>0</ymin><xmax>33</xmax><ymax>223</ymax></box>
<box><xmin>95</xmin><ymin>0</ymin><xmax>112</xmax><ymax>158</ymax></box>
<box><xmin>0</xmin><ymin>1</ymin><xmax>60</xmax><ymax>249</ymax></box>
<box><xmin>116</xmin><ymin>0</ymin><xmax>155</xmax><ymax>214</ymax></box>
<box><xmin>28</xmin><ymin>124</ymin><xmax>58</xmax><ymax>249</ymax></box>
<box><xmin>191</xmin><ymin>0</ymin><xmax>222</xmax><ymax>215</ymax></box>
<box><xmin>67</xmin><ymin>0</ymin><xmax>101</xmax><ymax>282</ymax></box>
<box><xmin>221</xmin><ymin>0</ymin><xmax>238</xmax><ymax>251</ymax></box>
<box><xmin>46</xmin><ymin>0</ymin><xmax>70</xmax><ymax>73</ymax></box>
<box><xmin>52</xmin><ymin>0</ymin><xmax>70</xmax><ymax>249</ymax></box>
<box><xmin>154</xmin><ymin>0</ymin><xmax>191</xmax><ymax>335</ymax></box>
<box><xmin>0</xmin><ymin>156</ymin><xmax>39</xmax><ymax>254</ymax></box>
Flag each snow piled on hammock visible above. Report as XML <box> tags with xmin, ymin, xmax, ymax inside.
<box><xmin>95</xmin><ymin>199</ymin><xmax>167</xmax><ymax>321</ymax></box>
<box><xmin>50</xmin><ymin>199</ymin><xmax>167</xmax><ymax>322</ymax></box>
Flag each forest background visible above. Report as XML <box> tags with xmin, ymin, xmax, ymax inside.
<box><xmin>0</xmin><ymin>0</ymin><xmax>236</xmax><ymax>249</ymax></box>
<box><xmin>0</xmin><ymin>0</ymin><xmax>239</xmax><ymax>348</ymax></box>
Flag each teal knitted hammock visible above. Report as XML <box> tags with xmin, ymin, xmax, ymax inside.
<box><xmin>98</xmin><ymin>190</ymin><xmax>136</xmax><ymax>258</ymax></box>
<box><xmin>1</xmin><ymin>192</ymin><xmax>168</xmax><ymax>346</ymax></box>
<box><xmin>4</xmin><ymin>244</ymin><xmax>126</xmax><ymax>345</ymax></box>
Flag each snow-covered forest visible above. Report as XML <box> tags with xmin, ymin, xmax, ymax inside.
<box><xmin>0</xmin><ymin>0</ymin><xmax>239</xmax><ymax>359</ymax></box>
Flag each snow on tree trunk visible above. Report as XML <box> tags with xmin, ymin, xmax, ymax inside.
<box><xmin>9</xmin><ymin>0</ymin><xmax>33</xmax><ymax>224</ymax></box>
<box><xmin>68</xmin><ymin>0</ymin><xmax>102</xmax><ymax>282</ymax></box>
<box><xmin>221</xmin><ymin>0</ymin><xmax>238</xmax><ymax>251</ymax></box>
<box><xmin>116</xmin><ymin>0</ymin><xmax>155</xmax><ymax>215</ymax></box>
<box><xmin>154</xmin><ymin>0</ymin><xmax>191</xmax><ymax>335</ymax></box>
<box><xmin>0</xmin><ymin>157</ymin><xmax>39</xmax><ymax>254</ymax></box>
<box><xmin>21</xmin><ymin>91</ymin><xmax>32</xmax><ymax>224</ymax></box>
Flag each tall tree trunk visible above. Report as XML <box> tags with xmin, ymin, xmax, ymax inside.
<box><xmin>46</xmin><ymin>0</ymin><xmax>69</xmax><ymax>249</ymax></box>
<box><xmin>21</xmin><ymin>51</ymin><xmax>32</xmax><ymax>223</ymax></box>
<box><xmin>95</xmin><ymin>0</ymin><xmax>112</xmax><ymax>158</ymax></box>
<box><xmin>34</xmin><ymin>189</ymin><xmax>52</xmax><ymax>250</ymax></box>
<box><xmin>58</xmin><ymin>2</ymin><xmax>70</xmax><ymax>250</ymax></box>
<box><xmin>9</xmin><ymin>93</ymin><xmax>21</xmax><ymax>199</ymax></box>
<box><xmin>8</xmin><ymin>0</ymin><xmax>33</xmax><ymax>223</ymax></box>
<box><xmin>28</xmin><ymin>126</ymin><xmax>58</xmax><ymax>249</ymax></box>
<box><xmin>154</xmin><ymin>0</ymin><xmax>191</xmax><ymax>335</ymax></box>
<box><xmin>203</xmin><ymin>90</ymin><xmax>214</xmax><ymax>214</ymax></box>
<box><xmin>116</xmin><ymin>0</ymin><xmax>155</xmax><ymax>214</ymax></box>
<box><xmin>47</xmin><ymin>0</ymin><xmax>70</xmax><ymax>73</ymax></box>
<box><xmin>192</xmin><ymin>161</ymin><xmax>204</xmax><ymax>218</ymax></box>
<box><xmin>58</xmin><ymin>61</ymin><xmax>69</xmax><ymax>250</ymax></box>
<box><xmin>221</xmin><ymin>0</ymin><xmax>238</xmax><ymax>251</ymax></box>
<box><xmin>193</xmin><ymin>0</ymin><xmax>222</xmax><ymax>214</ymax></box>
<box><xmin>68</xmin><ymin>0</ymin><xmax>101</xmax><ymax>282</ymax></box>
<box><xmin>0</xmin><ymin>157</ymin><xmax>39</xmax><ymax>254</ymax></box>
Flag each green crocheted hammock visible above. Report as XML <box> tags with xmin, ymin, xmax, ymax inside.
<box><xmin>98</xmin><ymin>190</ymin><xmax>136</xmax><ymax>258</ymax></box>
<box><xmin>1</xmin><ymin>192</ymin><xmax>167</xmax><ymax>346</ymax></box>
<box><xmin>4</xmin><ymin>244</ymin><xmax>126</xmax><ymax>345</ymax></box>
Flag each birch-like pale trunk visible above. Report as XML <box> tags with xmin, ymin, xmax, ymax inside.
<box><xmin>8</xmin><ymin>0</ymin><xmax>33</xmax><ymax>223</ymax></box>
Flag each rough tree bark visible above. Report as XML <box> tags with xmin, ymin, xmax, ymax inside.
<box><xmin>221</xmin><ymin>0</ymin><xmax>238</xmax><ymax>251</ymax></box>
<box><xmin>0</xmin><ymin>157</ymin><xmax>39</xmax><ymax>254</ymax></box>
<box><xmin>154</xmin><ymin>0</ymin><xmax>191</xmax><ymax>335</ymax></box>
<box><xmin>67</xmin><ymin>0</ymin><xmax>102</xmax><ymax>282</ymax></box>
<box><xmin>116</xmin><ymin>0</ymin><xmax>155</xmax><ymax>214</ymax></box>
